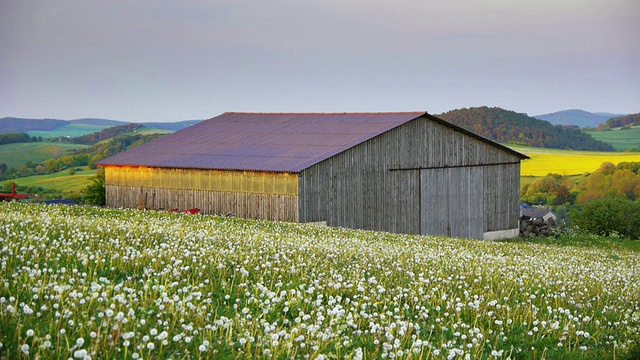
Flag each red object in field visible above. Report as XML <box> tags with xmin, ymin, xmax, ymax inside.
<box><xmin>0</xmin><ymin>183</ymin><xmax>28</xmax><ymax>200</ymax></box>
<box><xmin>184</xmin><ymin>208</ymin><xmax>200</xmax><ymax>214</ymax></box>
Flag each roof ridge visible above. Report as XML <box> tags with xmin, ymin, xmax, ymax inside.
<box><xmin>223</xmin><ymin>111</ymin><xmax>427</xmax><ymax>116</ymax></box>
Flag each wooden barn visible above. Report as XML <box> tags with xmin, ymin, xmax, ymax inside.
<box><xmin>98</xmin><ymin>112</ymin><xmax>528</xmax><ymax>240</ymax></box>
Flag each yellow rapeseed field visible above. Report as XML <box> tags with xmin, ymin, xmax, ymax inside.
<box><xmin>508</xmin><ymin>145</ymin><xmax>640</xmax><ymax>176</ymax></box>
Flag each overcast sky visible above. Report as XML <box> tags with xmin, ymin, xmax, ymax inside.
<box><xmin>1</xmin><ymin>0</ymin><xmax>638</xmax><ymax>122</ymax></box>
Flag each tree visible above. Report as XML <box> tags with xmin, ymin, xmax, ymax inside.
<box><xmin>576</xmin><ymin>172</ymin><xmax>611</xmax><ymax>204</ymax></box>
<box><xmin>612</xmin><ymin>169</ymin><xmax>636</xmax><ymax>199</ymax></box>
<box><xmin>523</xmin><ymin>175</ymin><xmax>561</xmax><ymax>205</ymax></box>
<box><xmin>45</xmin><ymin>158</ymin><xmax>62</xmax><ymax>174</ymax></box>
<box><xmin>84</xmin><ymin>167</ymin><xmax>105</xmax><ymax>206</ymax></box>
<box><xmin>597</xmin><ymin>162</ymin><xmax>615</xmax><ymax>175</ymax></box>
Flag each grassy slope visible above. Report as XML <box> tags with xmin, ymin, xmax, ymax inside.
<box><xmin>509</xmin><ymin>144</ymin><xmax>640</xmax><ymax>176</ymax></box>
<box><xmin>0</xmin><ymin>142</ymin><xmax>89</xmax><ymax>168</ymax></box>
<box><xmin>9</xmin><ymin>167</ymin><xmax>96</xmax><ymax>195</ymax></box>
<box><xmin>584</xmin><ymin>126</ymin><xmax>640</xmax><ymax>151</ymax></box>
<box><xmin>26</xmin><ymin>123</ymin><xmax>114</xmax><ymax>138</ymax></box>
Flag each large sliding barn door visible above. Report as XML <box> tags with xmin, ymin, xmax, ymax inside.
<box><xmin>420</xmin><ymin>167</ymin><xmax>484</xmax><ymax>239</ymax></box>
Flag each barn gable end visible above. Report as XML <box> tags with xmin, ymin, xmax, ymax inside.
<box><xmin>298</xmin><ymin>114</ymin><xmax>525</xmax><ymax>238</ymax></box>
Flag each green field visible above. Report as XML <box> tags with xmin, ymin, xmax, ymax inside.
<box><xmin>125</xmin><ymin>127</ymin><xmax>173</xmax><ymax>136</ymax></box>
<box><xmin>26</xmin><ymin>123</ymin><xmax>116</xmax><ymax>138</ymax></box>
<box><xmin>9</xmin><ymin>167</ymin><xmax>96</xmax><ymax>196</ymax></box>
<box><xmin>0</xmin><ymin>142</ymin><xmax>89</xmax><ymax>168</ymax></box>
<box><xmin>0</xmin><ymin>203</ymin><xmax>638</xmax><ymax>359</ymax></box>
<box><xmin>585</xmin><ymin>126</ymin><xmax>640</xmax><ymax>151</ymax></box>
<box><xmin>508</xmin><ymin>144</ymin><xmax>640</xmax><ymax>176</ymax></box>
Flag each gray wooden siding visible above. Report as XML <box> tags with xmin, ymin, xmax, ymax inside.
<box><xmin>483</xmin><ymin>163</ymin><xmax>521</xmax><ymax>232</ymax></box>
<box><xmin>420</xmin><ymin>167</ymin><xmax>484</xmax><ymax>239</ymax></box>
<box><xmin>299</xmin><ymin>115</ymin><xmax>522</xmax><ymax>236</ymax></box>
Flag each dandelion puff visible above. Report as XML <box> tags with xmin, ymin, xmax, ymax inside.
<box><xmin>74</xmin><ymin>349</ymin><xmax>88</xmax><ymax>358</ymax></box>
<box><xmin>21</xmin><ymin>344</ymin><xmax>29</xmax><ymax>354</ymax></box>
<box><xmin>26</xmin><ymin>329</ymin><xmax>35</xmax><ymax>337</ymax></box>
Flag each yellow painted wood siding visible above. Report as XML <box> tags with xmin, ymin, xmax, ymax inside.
<box><xmin>105</xmin><ymin>185</ymin><xmax>299</xmax><ymax>222</ymax></box>
<box><xmin>105</xmin><ymin>166</ymin><xmax>298</xmax><ymax>195</ymax></box>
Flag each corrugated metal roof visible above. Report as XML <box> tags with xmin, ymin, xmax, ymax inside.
<box><xmin>97</xmin><ymin>112</ymin><xmax>427</xmax><ymax>172</ymax></box>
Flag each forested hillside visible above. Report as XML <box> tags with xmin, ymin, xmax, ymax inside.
<box><xmin>601</xmin><ymin>113</ymin><xmax>640</xmax><ymax>129</ymax></box>
<box><xmin>438</xmin><ymin>107</ymin><xmax>615</xmax><ymax>151</ymax></box>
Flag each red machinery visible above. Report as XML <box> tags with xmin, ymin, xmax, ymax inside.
<box><xmin>0</xmin><ymin>183</ymin><xmax>28</xmax><ymax>200</ymax></box>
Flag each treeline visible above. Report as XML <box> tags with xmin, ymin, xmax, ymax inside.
<box><xmin>0</xmin><ymin>133</ymin><xmax>165</xmax><ymax>180</ymax></box>
<box><xmin>438</xmin><ymin>107</ymin><xmax>615</xmax><ymax>151</ymax></box>
<box><xmin>0</xmin><ymin>133</ymin><xmax>42</xmax><ymax>145</ymax></box>
<box><xmin>598</xmin><ymin>113</ymin><xmax>640</xmax><ymax>130</ymax></box>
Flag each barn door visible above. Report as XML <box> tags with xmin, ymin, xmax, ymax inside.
<box><xmin>420</xmin><ymin>167</ymin><xmax>484</xmax><ymax>239</ymax></box>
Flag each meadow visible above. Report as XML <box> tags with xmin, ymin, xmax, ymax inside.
<box><xmin>0</xmin><ymin>142</ymin><xmax>88</xmax><ymax>169</ymax></box>
<box><xmin>507</xmin><ymin>145</ymin><xmax>640</xmax><ymax>177</ymax></box>
<box><xmin>8</xmin><ymin>167</ymin><xmax>97</xmax><ymax>198</ymax></box>
<box><xmin>585</xmin><ymin>126</ymin><xmax>640</xmax><ymax>152</ymax></box>
<box><xmin>1</xmin><ymin>203</ymin><xmax>638</xmax><ymax>359</ymax></box>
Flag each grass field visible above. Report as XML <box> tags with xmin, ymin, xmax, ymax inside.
<box><xmin>585</xmin><ymin>126</ymin><xmax>640</xmax><ymax>151</ymax></box>
<box><xmin>9</xmin><ymin>167</ymin><xmax>96</xmax><ymax>196</ymax></box>
<box><xmin>0</xmin><ymin>203</ymin><xmax>638</xmax><ymax>359</ymax></box>
<box><xmin>26</xmin><ymin>123</ymin><xmax>115</xmax><ymax>138</ymax></box>
<box><xmin>0</xmin><ymin>142</ymin><xmax>89</xmax><ymax>168</ymax></box>
<box><xmin>125</xmin><ymin>127</ymin><xmax>173</xmax><ymax>136</ymax></box>
<box><xmin>508</xmin><ymin>145</ymin><xmax>640</xmax><ymax>176</ymax></box>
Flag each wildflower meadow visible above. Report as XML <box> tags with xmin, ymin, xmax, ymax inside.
<box><xmin>0</xmin><ymin>202</ymin><xmax>638</xmax><ymax>359</ymax></box>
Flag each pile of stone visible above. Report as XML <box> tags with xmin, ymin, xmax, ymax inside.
<box><xmin>520</xmin><ymin>215</ymin><xmax>556</xmax><ymax>237</ymax></box>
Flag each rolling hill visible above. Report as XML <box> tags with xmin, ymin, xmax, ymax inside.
<box><xmin>0</xmin><ymin>142</ymin><xmax>89</xmax><ymax>168</ymax></box>
<box><xmin>437</xmin><ymin>107</ymin><xmax>615</xmax><ymax>151</ymax></box>
<box><xmin>0</xmin><ymin>117</ymin><xmax>203</xmax><ymax>136</ymax></box>
<box><xmin>533</xmin><ymin>109</ymin><xmax>624</xmax><ymax>128</ymax></box>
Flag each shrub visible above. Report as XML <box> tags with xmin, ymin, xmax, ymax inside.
<box><xmin>84</xmin><ymin>167</ymin><xmax>105</xmax><ymax>206</ymax></box>
<box><xmin>571</xmin><ymin>197</ymin><xmax>640</xmax><ymax>240</ymax></box>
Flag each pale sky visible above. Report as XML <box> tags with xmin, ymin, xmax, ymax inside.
<box><xmin>1</xmin><ymin>0</ymin><xmax>638</xmax><ymax>122</ymax></box>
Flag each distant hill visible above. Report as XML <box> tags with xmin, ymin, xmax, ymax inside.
<box><xmin>0</xmin><ymin>118</ymin><xmax>68</xmax><ymax>133</ymax></box>
<box><xmin>143</xmin><ymin>120</ymin><xmax>203</xmax><ymax>131</ymax></box>
<box><xmin>533</xmin><ymin>109</ymin><xmax>625</xmax><ymax>128</ymax></box>
<box><xmin>0</xmin><ymin>117</ymin><xmax>203</xmax><ymax>136</ymax></box>
<box><xmin>437</xmin><ymin>107</ymin><xmax>615</xmax><ymax>151</ymax></box>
